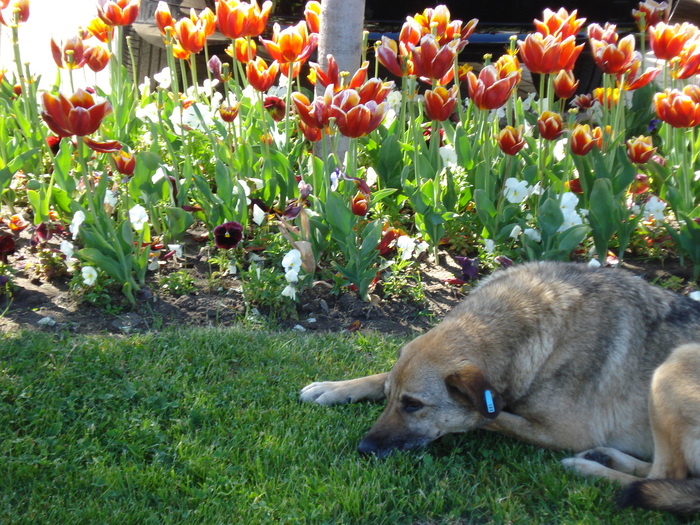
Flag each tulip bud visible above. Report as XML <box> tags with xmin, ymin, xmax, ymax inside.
<box><xmin>350</xmin><ymin>191</ymin><xmax>369</xmax><ymax>217</ymax></box>
<box><xmin>497</xmin><ymin>126</ymin><xmax>526</xmax><ymax>156</ymax></box>
<box><xmin>537</xmin><ymin>111</ymin><xmax>565</xmax><ymax>140</ymax></box>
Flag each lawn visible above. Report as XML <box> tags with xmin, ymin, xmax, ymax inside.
<box><xmin>0</xmin><ymin>327</ymin><xmax>683</xmax><ymax>524</ymax></box>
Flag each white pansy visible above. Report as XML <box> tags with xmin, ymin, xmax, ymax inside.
<box><xmin>285</xmin><ymin>269</ymin><xmax>299</xmax><ymax>283</ymax></box>
<box><xmin>135</xmin><ymin>102</ymin><xmax>159</xmax><ymax>123</ymax></box>
<box><xmin>396</xmin><ymin>235</ymin><xmax>416</xmax><ymax>260</ymax></box>
<box><xmin>282</xmin><ymin>249</ymin><xmax>302</xmax><ymax>272</ymax></box>
<box><xmin>59</xmin><ymin>240</ymin><xmax>74</xmax><ymax>260</ymax></box>
<box><xmin>281</xmin><ymin>284</ymin><xmax>297</xmax><ymax>300</ymax></box>
<box><xmin>81</xmin><ymin>266</ymin><xmax>98</xmax><ymax>286</ymax></box>
<box><xmin>387</xmin><ymin>90</ymin><xmax>402</xmax><ymax>111</ymax></box>
<box><xmin>439</xmin><ymin>145</ymin><xmax>458</xmax><ymax>170</ymax></box>
<box><xmin>509</xmin><ymin>224</ymin><xmax>522</xmax><ymax>239</ymax></box>
<box><xmin>642</xmin><ymin>196</ymin><xmax>667</xmax><ymax>221</ymax></box>
<box><xmin>252</xmin><ymin>204</ymin><xmax>267</xmax><ymax>225</ymax></box>
<box><xmin>503</xmin><ymin>178</ymin><xmax>531</xmax><ymax>204</ymax></box>
<box><xmin>153</xmin><ymin>67</ymin><xmax>172</xmax><ymax>89</ymax></box>
<box><xmin>104</xmin><ymin>189</ymin><xmax>118</xmax><ymax>207</ymax></box>
<box><xmin>228</xmin><ymin>260</ymin><xmax>238</xmax><ymax>276</ymax></box>
<box><xmin>523</xmin><ymin>228</ymin><xmax>541</xmax><ymax>242</ymax></box>
<box><xmin>365</xmin><ymin>167</ymin><xmax>378</xmax><ymax>187</ymax></box>
<box><xmin>129</xmin><ymin>204</ymin><xmax>149</xmax><ymax>231</ymax></box>
<box><xmin>559</xmin><ymin>192</ymin><xmax>579</xmax><ymax>210</ymax></box>
<box><xmin>148</xmin><ymin>258</ymin><xmax>160</xmax><ymax>271</ymax></box>
<box><xmin>168</xmin><ymin>244</ymin><xmax>183</xmax><ymax>258</ymax></box>
<box><xmin>483</xmin><ymin>239</ymin><xmax>495</xmax><ymax>254</ymax></box>
<box><xmin>70</xmin><ymin>210</ymin><xmax>85</xmax><ymax>240</ymax></box>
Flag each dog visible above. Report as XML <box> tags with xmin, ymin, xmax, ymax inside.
<box><xmin>300</xmin><ymin>261</ymin><xmax>700</xmax><ymax>514</ymax></box>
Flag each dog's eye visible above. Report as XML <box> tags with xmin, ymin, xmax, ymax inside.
<box><xmin>402</xmin><ymin>398</ymin><xmax>424</xmax><ymax>413</ymax></box>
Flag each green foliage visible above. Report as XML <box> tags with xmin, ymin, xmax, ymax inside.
<box><xmin>158</xmin><ymin>270</ymin><xmax>197</xmax><ymax>296</ymax></box>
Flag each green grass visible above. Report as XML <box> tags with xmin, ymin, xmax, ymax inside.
<box><xmin>0</xmin><ymin>327</ymin><xmax>684</xmax><ymax>524</ymax></box>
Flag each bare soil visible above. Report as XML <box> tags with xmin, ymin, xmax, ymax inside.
<box><xmin>0</xmin><ymin>222</ymin><xmax>696</xmax><ymax>337</ymax></box>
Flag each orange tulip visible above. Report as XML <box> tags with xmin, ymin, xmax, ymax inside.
<box><xmin>357</xmin><ymin>78</ymin><xmax>394</xmax><ymax>104</ymax></box>
<box><xmin>41</xmin><ymin>89</ymin><xmax>112</xmax><ymax>138</ymax></box>
<box><xmin>654</xmin><ymin>86</ymin><xmax>700</xmax><ymax>128</ymax></box>
<box><xmin>51</xmin><ymin>35</ymin><xmax>86</xmax><ymax>70</ymax></box>
<box><xmin>633</xmin><ymin>0</ymin><xmax>669</xmax><ymax>31</ymax></box>
<box><xmin>497</xmin><ymin>125</ymin><xmax>526</xmax><ymax>156</ymax></box>
<box><xmin>304</xmin><ymin>0</ymin><xmax>320</xmax><ymax>34</ymax></box>
<box><xmin>154</xmin><ymin>1</ymin><xmax>174</xmax><ymax>36</ymax></box>
<box><xmin>571</xmin><ymin>93</ymin><xmax>595</xmax><ymax>111</ymax></box>
<box><xmin>590</xmin><ymin>34</ymin><xmax>637</xmax><ymax>74</ymax></box>
<box><xmin>216</xmin><ymin>0</ymin><xmax>271</xmax><ymax>40</ymax></box>
<box><xmin>552</xmin><ymin>69</ymin><xmax>578</xmax><ymax>99</ymax></box>
<box><xmin>518</xmin><ymin>33</ymin><xmax>583</xmax><ymax>74</ymax></box>
<box><xmin>226</xmin><ymin>37</ymin><xmax>257</xmax><ymax>62</ymax></box>
<box><xmin>260</xmin><ymin>21</ymin><xmax>318</xmax><ymax>65</ymax></box>
<box><xmin>626</xmin><ymin>135</ymin><xmax>656</xmax><ymax>164</ymax></box>
<box><xmin>299</xmin><ymin>120</ymin><xmax>322</xmax><ymax>142</ymax></box>
<box><xmin>466</xmin><ymin>64</ymin><xmax>518</xmax><ymax>110</ymax></box>
<box><xmin>570</xmin><ymin>124</ymin><xmax>603</xmax><ymax>155</ymax></box>
<box><xmin>246</xmin><ymin>56</ymin><xmax>278</xmax><ymax>91</ymax></box>
<box><xmin>85</xmin><ymin>45</ymin><xmax>111</xmax><ymax>72</ymax></box>
<box><xmin>587</xmin><ymin>22</ymin><xmax>619</xmax><ymax>44</ymax></box>
<box><xmin>310</xmin><ymin>55</ymin><xmax>368</xmax><ymax>91</ymax></box>
<box><xmin>174</xmin><ymin>13</ymin><xmax>207</xmax><ymax>54</ymax></box>
<box><xmin>537</xmin><ymin>111</ymin><xmax>565</xmax><ymax>141</ymax></box>
<box><xmin>409</xmin><ymin>34</ymin><xmax>463</xmax><ymax>84</ymax></box>
<box><xmin>675</xmin><ymin>37</ymin><xmax>700</xmax><ymax>80</ymax></box>
<box><xmin>331</xmin><ymin>88</ymin><xmax>387</xmax><ymax>138</ymax></box>
<box><xmin>6</xmin><ymin>214</ymin><xmax>29</xmax><ymax>232</ymax></box>
<box><xmin>533</xmin><ymin>7</ymin><xmax>586</xmax><ymax>39</ymax></box>
<box><xmin>292</xmin><ymin>86</ymin><xmax>332</xmax><ymax>129</ymax></box>
<box><xmin>113</xmin><ymin>150</ymin><xmax>136</xmax><ymax>175</ymax></box>
<box><xmin>375</xmin><ymin>36</ymin><xmax>413</xmax><ymax>78</ymax></box>
<box><xmin>593</xmin><ymin>87</ymin><xmax>621</xmax><ymax>109</ymax></box>
<box><xmin>96</xmin><ymin>0</ymin><xmax>140</xmax><ymax>27</ymax></box>
<box><xmin>424</xmin><ymin>85</ymin><xmax>459</xmax><ymax>121</ymax></box>
<box><xmin>86</xmin><ymin>17</ymin><xmax>114</xmax><ymax>43</ymax></box>
<box><xmin>408</xmin><ymin>4</ymin><xmax>477</xmax><ymax>46</ymax></box>
<box><xmin>620</xmin><ymin>59</ymin><xmax>661</xmax><ymax>91</ymax></box>
<box><xmin>0</xmin><ymin>0</ymin><xmax>29</xmax><ymax>27</ymax></box>
<box><xmin>494</xmin><ymin>54</ymin><xmax>522</xmax><ymax>84</ymax></box>
<box><xmin>649</xmin><ymin>22</ymin><xmax>696</xmax><ymax>61</ymax></box>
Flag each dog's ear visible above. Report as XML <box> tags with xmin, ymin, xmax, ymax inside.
<box><xmin>445</xmin><ymin>364</ymin><xmax>503</xmax><ymax>419</ymax></box>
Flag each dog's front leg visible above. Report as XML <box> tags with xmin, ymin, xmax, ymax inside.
<box><xmin>300</xmin><ymin>372</ymin><xmax>389</xmax><ymax>406</ymax></box>
<box><xmin>483</xmin><ymin>411</ymin><xmax>565</xmax><ymax>449</ymax></box>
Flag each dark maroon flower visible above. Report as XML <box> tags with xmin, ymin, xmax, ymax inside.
<box><xmin>31</xmin><ymin>222</ymin><xmax>66</xmax><ymax>246</ymax></box>
<box><xmin>495</xmin><ymin>255</ymin><xmax>514</xmax><ymax>268</ymax></box>
<box><xmin>213</xmin><ymin>221</ymin><xmax>243</xmax><ymax>249</ymax></box>
<box><xmin>455</xmin><ymin>255</ymin><xmax>479</xmax><ymax>280</ymax></box>
<box><xmin>0</xmin><ymin>233</ymin><xmax>15</xmax><ymax>263</ymax></box>
<box><xmin>264</xmin><ymin>96</ymin><xmax>286</xmax><ymax>122</ymax></box>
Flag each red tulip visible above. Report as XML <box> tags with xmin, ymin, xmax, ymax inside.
<box><xmin>518</xmin><ymin>33</ymin><xmax>583</xmax><ymax>74</ymax></box>
<box><xmin>331</xmin><ymin>89</ymin><xmax>387</xmax><ymax>138</ymax></box>
<box><xmin>246</xmin><ymin>57</ymin><xmax>279</xmax><ymax>92</ymax></box>
<box><xmin>41</xmin><ymin>89</ymin><xmax>112</xmax><ymax>138</ymax></box>
<box><xmin>260</xmin><ymin>21</ymin><xmax>318</xmax><ymax>65</ymax></box>
<box><xmin>424</xmin><ymin>85</ymin><xmax>459</xmax><ymax>121</ymax></box>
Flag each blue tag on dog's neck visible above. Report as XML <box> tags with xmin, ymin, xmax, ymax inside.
<box><xmin>484</xmin><ymin>390</ymin><xmax>496</xmax><ymax>414</ymax></box>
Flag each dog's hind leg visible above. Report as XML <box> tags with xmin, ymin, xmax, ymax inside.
<box><xmin>562</xmin><ymin>447</ymin><xmax>652</xmax><ymax>482</ymax></box>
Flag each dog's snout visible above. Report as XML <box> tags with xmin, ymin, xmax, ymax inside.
<box><xmin>357</xmin><ymin>436</ymin><xmax>381</xmax><ymax>456</ymax></box>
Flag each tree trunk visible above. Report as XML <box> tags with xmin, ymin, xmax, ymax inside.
<box><xmin>316</xmin><ymin>0</ymin><xmax>365</xmax><ymax>166</ymax></box>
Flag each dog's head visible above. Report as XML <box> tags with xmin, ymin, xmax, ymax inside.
<box><xmin>358</xmin><ymin>331</ymin><xmax>503</xmax><ymax>457</ymax></box>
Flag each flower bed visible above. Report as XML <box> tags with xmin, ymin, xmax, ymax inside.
<box><xmin>0</xmin><ymin>0</ymin><xmax>699</xmax><ymax>320</ymax></box>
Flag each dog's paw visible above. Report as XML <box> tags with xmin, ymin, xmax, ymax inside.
<box><xmin>561</xmin><ymin>457</ymin><xmax>610</xmax><ymax>478</ymax></box>
<box><xmin>300</xmin><ymin>381</ymin><xmax>354</xmax><ymax>405</ymax></box>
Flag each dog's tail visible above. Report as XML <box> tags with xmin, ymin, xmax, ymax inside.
<box><xmin>617</xmin><ymin>479</ymin><xmax>700</xmax><ymax>515</ymax></box>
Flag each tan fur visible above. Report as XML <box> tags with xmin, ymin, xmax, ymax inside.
<box><xmin>300</xmin><ymin>262</ymin><xmax>700</xmax><ymax>513</ymax></box>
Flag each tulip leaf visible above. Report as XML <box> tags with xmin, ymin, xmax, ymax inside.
<box><xmin>537</xmin><ymin>197</ymin><xmax>564</xmax><ymax>240</ymax></box>
<box><xmin>588</xmin><ymin>178</ymin><xmax>617</xmax><ymax>263</ymax></box>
